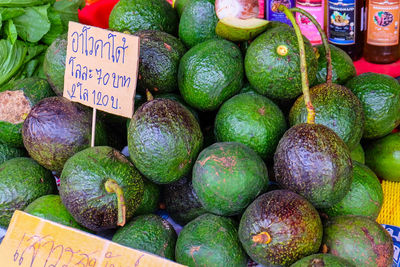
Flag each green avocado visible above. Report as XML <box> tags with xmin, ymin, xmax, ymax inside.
<box><xmin>155</xmin><ymin>93</ymin><xmax>199</xmax><ymax>121</ymax></box>
<box><xmin>365</xmin><ymin>132</ymin><xmax>400</xmax><ymax>181</ymax></box>
<box><xmin>133</xmin><ymin>179</ymin><xmax>161</xmax><ymax>216</ymax></box>
<box><xmin>214</xmin><ymin>93</ymin><xmax>287</xmax><ymax>160</ymax></box>
<box><xmin>289</xmin><ymin>83</ymin><xmax>364</xmax><ymax>150</ymax></box>
<box><xmin>274</xmin><ymin>123</ymin><xmax>353</xmax><ymax>209</ymax></box>
<box><xmin>134</xmin><ymin>30</ymin><xmax>186</xmax><ymax>94</ymax></box>
<box><xmin>322</xmin><ymin>215</ymin><xmax>394</xmax><ymax>267</ymax></box>
<box><xmin>43</xmin><ymin>33</ymin><xmax>67</xmax><ymax>96</ymax></box>
<box><xmin>128</xmin><ymin>99</ymin><xmax>203</xmax><ymax>184</ymax></box>
<box><xmin>178</xmin><ymin>0</ymin><xmax>218</xmax><ymax>48</ymax></box>
<box><xmin>314</xmin><ymin>44</ymin><xmax>356</xmax><ymax>85</ymax></box>
<box><xmin>178</xmin><ymin>39</ymin><xmax>243</xmax><ymax>111</ymax></box>
<box><xmin>109</xmin><ymin>0</ymin><xmax>178</xmax><ymax>35</ymax></box>
<box><xmin>24</xmin><ymin>195</ymin><xmax>88</xmax><ymax>232</ymax></box>
<box><xmin>345</xmin><ymin>72</ymin><xmax>400</xmax><ymax>139</ymax></box>
<box><xmin>163</xmin><ymin>176</ymin><xmax>207</xmax><ymax>225</ymax></box>
<box><xmin>192</xmin><ymin>142</ymin><xmax>269</xmax><ymax>216</ymax></box>
<box><xmin>0</xmin><ymin>144</ymin><xmax>27</xmax><ymax>164</ymax></box>
<box><xmin>112</xmin><ymin>214</ymin><xmax>177</xmax><ymax>260</ymax></box>
<box><xmin>0</xmin><ymin>157</ymin><xmax>56</xmax><ymax>227</ymax></box>
<box><xmin>175</xmin><ymin>213</ymin><xmax>248</xmax><ymax>267</ymax></box>
<box><xmin>22</xmin><ymin>97</ymin><xmax>107</xmax><ymax>173</ymax></box>
<box><xmin>245</xmin><ymin>26</ymin><xmax>317</xmax><ymax>101</ymax></box>
<box><xmin>321</xmin><ymin>161</ymin><xmax>383</xmax><ymax>220</ymax></box>
<box><xmin>59</xmin><ymin>146</ymin><xmax>144</xmax><ymax>232</ymax></box>
<box><xmin>351</xmin><ymin>143</ymin><xmax>365</xmax><ymax>164</ymax></box>
<box><xmin>238</xmin><ymin>190</ymin><xmax>323</xmax><ymax>266</ymax></box>
<box><xmin>0</xmin><ymin>77</ymin><xmax>55</xmax><ymax>147</ymax></box>
<box><xmin>291</xmin><ymin>254</ymin><xmax>355</xmax><ymax>267</ymax></box>
<box><xmin>175</xmin><ymin>0</ymin><xmax>215</xmax><ymax>16</ymax></box>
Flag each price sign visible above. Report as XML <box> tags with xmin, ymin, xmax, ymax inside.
<box><xmin>0</xmin><ymin>211</ymin><xmax>185</xmax><ymax>267</ymax></box>
<box><xmin>63</xmin><ymin>21</ymin><xmax>140</xmax><ymax>118</ymax></box>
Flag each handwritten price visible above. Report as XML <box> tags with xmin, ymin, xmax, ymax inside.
<box><xmin>13</xmin><ymin>233</ymin><xmax>144</xmax><ymax>267</ymax></box>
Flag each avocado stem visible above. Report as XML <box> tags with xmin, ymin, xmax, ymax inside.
<box><xmin>146</xmin><ymin>89</ymin><xmax>154</xmax><ymax>102</ymax></box>
<box><xmin>279</xmin><ymin>5</ymin><xmax>315</xmax><ymax>124</ymax></box>
<box><xmin>104</xmin><ymin>179</ymin><xmax>126</xmax><ymax>227</ymax></box>
<box><xmin>252</xmin><ymin>232</ymin><xmax>272</xmax><ymax>244</ymax></box>
<box><xmin>290</xmin><ymin>7</ymin><xmax>332</xmax><ymax>84</ymax></box>
<box><xmin>277</xmin><ymin>45</ymin><xmax>289</xmax><ymax>56</ymax></box>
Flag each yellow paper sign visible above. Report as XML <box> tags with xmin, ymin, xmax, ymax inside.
<box><xmin>63</xmin><ymin>21</ymin><xmax>140</xmax><ymax>118</ymax></box>
<box><xmin>0</xmin><ymin>211</ymin><xmax>185</xmax><ymax>267</ymax></box>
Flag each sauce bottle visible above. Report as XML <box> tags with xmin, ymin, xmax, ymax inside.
<box><xmin>265</xmin><ymin>0</ymin><xmax>296</xmax><ymax>25</ymax></box>
<box><xmin>327</xmin><ymin>0</ymin><xmax>365</xmax><ymax>60</ymax></box>
<box><xmin>296</xmin><ymin>0</ymin><xmax>326</xmax><ymax>44</ymax></box>
<box><xmin>364</xmin><ymin>0</ymin><xmax>400</xmax><ymax>63</ymax></box>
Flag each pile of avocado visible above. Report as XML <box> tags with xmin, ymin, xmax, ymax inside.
<box><xmin>0</xmin><ymin>0</ymin><xmax>398</xmax><ymax>266</ymax></box>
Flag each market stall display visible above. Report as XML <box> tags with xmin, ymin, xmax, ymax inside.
<box><xmin>0</xmin><ymin>0</ymin><xmax>399</xmax><ymax>266</ymax></box>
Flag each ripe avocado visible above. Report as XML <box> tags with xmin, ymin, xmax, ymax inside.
<box><xmin>0</xmin><ymin>157</ymin><xmax>56</xmax><ymax>227</ymax></box>
<box><xmin>22</xmin><ymin>97</ymin><xmax>107</xmax><ymax>173</ymax></box>
<box><xmin>192</xmin><ymin>142</ymin><xmax>269</xmax><ymax>216</ymax></box>
<box><xmin>178</xmin><ymin>39</ymin><xmax>243</xmax><ymax>111</ymax></box>
<box><xmin>314</xmin><ymin>44</ymin><xmax>356</xmax><ymax>85</ymax></box>
<box><xmin>322</xmin><ymin>215</ymin><xmax>394</xmax><ymax>267</ymax></box>
<box><xmin>291</xmin><ymin>254</ymin><xmax>355</xmax><ymax>267</ymax></box>
<box><xmin>128</xmin><ymin>99</ymin><xmax>203</xmax><ymax>184</ymax></box>
<box><xmin>163</xmin><ymin>176</ymin><xmax>207</xmax><ymax>225</ymax></box>
<box><xmin>24</xmin><ymin>195</ymin><xmax>88</xmax><ymax>232</ymax></box>
<box><xmin>365</xmin><ymin>132</ymin><xmax>400</xmax><ymax>181</ymax></box>
<box><xmin>0</xmin><ymin>144</ymin><xmax>26</xmax><ymax>164</ymax></box>
<box><xmin>155</xmin><ymin>93</ymin><xmax>199</xmax><ymax>121</ymax></box>
<box><xmin>43</xmin><ymin>33</ymin><xmax>67</xmax><ymax>96</ymax></box>
<box><xmin>178</xmin><ymin>0</ymin><xmax>218</xmax><ymax>48</ymax></box>
<box><xmin>132</xmin><ymin>179</ymin><xmax>161</xmax><ymax>216</ymax></box>
<box><xmin>289</xmin><ymin>83</ymin><xmax>364</xmax><ymax>150</ymax></box>
<box><xmin>245</xmin><ymin>26</ymin><xmax>317</xmax><ymax>101</ymax></box>
<box><xmin>214</xmin><ymin>93</ymin><xmax>287</xmax><ymax>160</ymax></box>
<box><xmin>0</xmin><ymin>77</ymin><xmax>55</xmax><ymax>147</ymax></box>
<box><xmin>175</xmin><ymin>0</ymin><xmax>215</xmax><ymax>16</ymax></box>
<box><xmin>175</xmin><ymin>213</ymin><xmax>248</xmax><ymax>267</ymax></box>
<box><xmin>112</xmin><ymin>214</ymin><xmax>177</xmax><ymax>260</ymax></box>
<box><xmin>134</xmin><ymin>30</ymin><xmax>186</xmax><ymax>94</ymax></box>
<box><xmin>345</xmin><ymin>72</ymin><xmax>400</xmax><ymax>139</ymax></box>
<box><xmin>321</xmin><ymin>161</ymin><xmax>383</xmax><ymax>220</ymax></box>
<box><xmin>238</xmin><ymin>190</ymin><xmax>323</xmax><ymax>266</ymax></box>
<box><xmin>274</xmin><ymin>123</ymin><xmax>353</xmax><ymax>209</ymax></box>
<box><xmin>109</xmin><ymin>0</ymin><xmax>178</xmax><ymax>35</ymax></box>
<box><xmin>59</xmin><ymin>146</ymin><xmax>144</xmax><ymax>232</ymax></box>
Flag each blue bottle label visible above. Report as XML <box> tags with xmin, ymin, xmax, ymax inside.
<box><xmin>265</xmin><ymin>0</ymin><xmax>295</xmax><ymax>26</ymax></box>
<box><xmin>328</xmin><ymin>0</ymin><xmax>357</xmax><ymax>45</ymax></box>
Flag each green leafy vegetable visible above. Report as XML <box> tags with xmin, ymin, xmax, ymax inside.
<box><xmin>0</xmin><ymin>0</ymin><xmax>55</xmax><ymax>7</ymax></box>
<box><xmin>13</xmin><ymin>4</ymin><xmax>51</xmax><ymax>43</ymax></box>
<box><xmin>0</xmin><ymin>39</ymin><xmax>26</xmax><ymax>86</ymax></box>
<box><xmin>0</xmin><ymin>8</ymin><xmax>25</xmax><ymax>20</ymax></box>
<box><xmin>53</xmin><ymin>0</ymin><xmax>81</xmax><ymax>30</ymax></box>
<box><xmin>42</xmin><ymin>7</ymin><xmax>63</xmax><ymax>45</ymax></box>
<box><xmin>4</xmin><ymin>19</ymin><xmax>17</xmax><ymax>44</ymax></box>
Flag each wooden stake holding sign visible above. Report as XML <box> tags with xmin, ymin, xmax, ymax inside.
<box><xmin>63</xmin><ymin>21</ymin><xmax>140</xmax><ymax>146</ymax></box>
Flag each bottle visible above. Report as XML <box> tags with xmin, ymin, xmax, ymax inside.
<box><xmin>364</xmin><ymin>0</ymin><xmax>400</xmax><ymax>63</ymax></box>
<box><xmin>265</xmin><ymin>0</ymin><xmax>296</xmax><ymax>25</ymax></box>
<box><xmin>327</xmin><ymin>0</ymin><xmax>365</xmax><ymax>60</ymax></box>
<box><xmin>296</xmin><ymin>0</ymin><xmax>326</xmax><ymax>44</ymax></box>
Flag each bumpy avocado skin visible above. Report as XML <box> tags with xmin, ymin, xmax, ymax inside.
<box><xmin>289</xmin><ymin>83</ymin><xmax>364</xmax><ymax>150</ymax></box>
<box><xmin>59</xmin><ymin>146</ymin><xmax>144</xmax><ymax>232</ymax></box>
<box><xmin>290</xmin><ymin>253</ymin><xmax>355</xmax><ymax>267</ymax></box>
<box><xmin>108</xmin><ymin>0</ymin><xmax>178</xmax><ymax>35</ymax></box>
<box><xmin>112</xmin><ymin>214</ymin><xmax>177</xmax><ymax>260</ymax></box>
<box><xmin>322</xmin><ymin>215</ymin><xmax>394</xmax><ymax>267</ymax></box>
<box><xmin>175</xmin><ymin>213</ymin><xmax>248</xmax><ymax>267</ymax></box>
<box><xmin>22</xmin><ymin>97</ymin><xmax>107</xmax><ymax>173</ymax></box>
<box><xmin>135</xmin><ymin>30</ymin><xmax>186</xmax><ymax>94</ymax></box>
<box><xmin>274</xmin><ymin>123</ymin><xmax>353</xmax><ymax>209</ymax></box>
<box><xmin>128</xmin><ymin>99</ymin><xmax>203</xmax><ymax>184</ymax></box>
<box><xmin>238</xmin><ymin>190</ymin><xmax>323</xmax><ymax>266</ymax></box>
<box><xmin>0</xmin><ymin>157</ymin><xmax>56</xmax><ymax>227</ymax></box>
<box><xmin>245</xmin><ymin>26</ymin><xmax>317</xmax><ymax>101</ymax></box>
